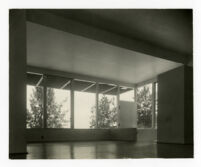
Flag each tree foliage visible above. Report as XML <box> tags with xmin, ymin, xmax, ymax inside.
<box><xmin>27</xmin><ymin>84</ymin><xmax>153</xmax><ymax>129</ymax></box>
<box><xmin>136</xmin><ymin>85</ymin><xmax>152</xmax><ymax>128</ymax></box>
<box><xmin>90</xmin><ymin>95</ymin><xmax>118</xmax><ymax>129</ymax></box>
<box><xmin>26</xmin><ymin>86</ymin><xmax>68</xmax><ymax>128</ymax></box>
<box><xmin>46</xmin><ymin>88</ymin><xmax>68</xmax><ymax>128</ymax></box>
<box><xmin>26</xmin><ymin>87</ymin><xmax>43</xmax><ymax>128</ymax></box>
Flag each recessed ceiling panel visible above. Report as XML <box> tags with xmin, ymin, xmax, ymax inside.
<box><xmin>27</xmin><ymin>21</ymin><xmax>181</xmax><ymax>84</ymax></box>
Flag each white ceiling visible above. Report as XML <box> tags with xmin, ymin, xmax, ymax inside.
<box><xmin>27</xmin><ymin>21</ymin><xmax>181</xmax><ymax>84</ymax></box>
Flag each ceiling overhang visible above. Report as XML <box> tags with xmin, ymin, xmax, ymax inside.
<box><xmin>26</xmin><ymin>9</ymin><xmax>191</xmax><ymax>64</ymax></box>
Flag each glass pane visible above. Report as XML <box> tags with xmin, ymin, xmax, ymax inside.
<box><xmin>155</xmin><ymin>82</ymin><xmax>158</xmax><ymax>128</ymax></box>
<box><xmin>47</xmin><ymin>88</ymin><xmax>71</xmax><ymax>128</ymax></box>
<box><xmin>98</xmin><ymin>93</ymin><xmax>118</xmax><ymax>128</ymax></box>
<box><xmin>26</xmin><ymin>85</ymin><xmax>43</xmax><ymax>128</ymax></box>
<box><xmin>137</xmin><ymin>83</ymin><xmax>153</xmax><ymax>128</ymax></box>
<box><xmin>120</xmin><ymin>87</ymin><xmax>134</xmax><ymax>102</ymax></box>
<box><xmin>74</xmin><ymin>91</ymin><xmax>96</xmax><ymax>129</ymax></box>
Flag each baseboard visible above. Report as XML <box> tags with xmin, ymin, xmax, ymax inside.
<box><xmin>9</xmin><ymin>152</ymin><xmax>28</xmax><ymax>159</ymax></box>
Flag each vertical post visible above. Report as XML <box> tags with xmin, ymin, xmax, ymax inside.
<box><xmin>70</xmin><ymin>79</ymin><xmax>74</xmax><ymax>129</ymax></box>
<box><xmin>134</xmin><ymin>85</ymin><xmax>137</xmax><ymax>103</ymax></box>
<box><xmin>134</xmin><ymin>85</ymin><xmax>137</xmax><ymax>128</ymax></box>
<box><xmin>43</xmin><ymin>75</ymin><xmax>47</xmax><ymax>128</ymax></box>
<box><xmin>155</xmin><ymin>82</ymin><xmax>158</xmax><ymax>129</ymax></box>
<box><xmin>95</xmin><ymin>83</ymin><xmax>99</xmax><ymax>128</ymax></box>
<box><xmin>117</xmin><ymin>86</ymin><xmax>120</xmax><ymax>127</ymax></box>
<box><xmin>9</xmin><ymin>9</ymin><xmax>27</xmax><ymax>155</ymax></box>
<box><xmin>152</xmin><ymin>82</ymin><xmax>155</xmax><ymax>129</ymax></box>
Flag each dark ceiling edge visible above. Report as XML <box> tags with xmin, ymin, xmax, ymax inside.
<box><xmin>26</xmin><ymin>9</ymin><xmax>189</xmax><ymax>64</ymax></box>
<box><xmin>49</xmin><ymin>9</ymin><xmax>193</xmax><ymax>57</ymax></box>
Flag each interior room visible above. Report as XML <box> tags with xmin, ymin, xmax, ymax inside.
<box><xmin>9</xmin><ymin>9</ymin><xmax>193</xmax><ymax>159</ymax></box>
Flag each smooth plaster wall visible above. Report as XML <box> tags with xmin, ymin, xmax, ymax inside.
<box><xmin>26</xmin><ymin>21</ymin><xmax>181</xmax><ymax>85</ymax></box>
<box><xmin>157</xmin><ymin>66</ymin><xmax>193</xmax><ymax>144</ymax></box>
<box><xmin>9</xmin><ymin>10</ymin><xmax>27</xmax><ymax>154</ymax></box>
<box><xmin>119</xmin><ymin>101</ymin><xmax>137</xmax><ymax>128</ymax></box>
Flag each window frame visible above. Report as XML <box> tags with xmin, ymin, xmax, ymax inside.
<box><xmin>135</xmin><ymin>78</ymin><xmax>158</xmax><ymax>129</ymax></box>
<box><xmin>26</xmin><ymin>69</ymin><xmax>157</xmax><ymax>130</ymax></box>
<box><xmin>26</xmin><ymin>84</ymin><xmax>44</xmax><ymax>129</ymax></box>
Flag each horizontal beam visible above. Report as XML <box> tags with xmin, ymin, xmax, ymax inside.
<box><xmin>26</xmin><ymin>9</ymin><xmax>189</xmax><ymax>64</ymax></box>
<box><xmin>27</xmin><ymin>71</ymin><xmax>42</xmax><ymax>76</ymax></box>
<box><xmin>27</xmin><ymin>65</ymin><xmax>134</xmax><ymax>88</ymax></box>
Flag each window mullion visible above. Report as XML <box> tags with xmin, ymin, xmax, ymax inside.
<box><xmin>95</xmin><ymin>83</ymin><xmax>99</xmax><ymax>128</ymax></box>
<box><xmin>70</xmin><ymin>79</ymin><xmax>74</xmax><ymax>129</ymax></box>
<box><xmin>43</xmin><ymin>75</ymin><xmax>47</xmax><ymax>129</ymax></box>
<box><xmin>117</xmin><ymin>85</ymin><xmax>120</xmax><ymax>128</ymax></box>
<box><xmin>152</xmin><ymin>82</ymin><xmax>155</xmax><ymax>129</ymax></box>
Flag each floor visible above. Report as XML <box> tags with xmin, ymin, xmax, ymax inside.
<box><xmin>15</xmin><ymin>141</ymin><xmax>194</xmax><ymax>159</ymax></box>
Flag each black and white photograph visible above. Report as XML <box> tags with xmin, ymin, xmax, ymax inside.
<box><xmin>8</xmin><ymin>8</ymin><xmax>194</xmax><ymax>159</ymax></box>
<box><xmin>2</xmin><ymin>0</ymin><xmax>201</xmax><ymax>165</ymax></box>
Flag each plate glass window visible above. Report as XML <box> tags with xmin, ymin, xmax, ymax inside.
<box><xmin>26</xmin><ymin>85</ymin><xmax>44</xmax><ymax>128</ymax></box>
<box><xmin>137</xmin><ymin>83</ymin><xmax>153</xmax><ymax>128</ymax></box>
<box><xmin>98</xmin><ymin>83</ymin><xmax>118</xmax><ymax>128</ymax></box>
<box><xmin>74</xmin><ymin>80</ymin><xmax>96</xmax><ymax>129</ymax></box>
<box><xmin>46</xmin><ymin>75</ymin><xmax>71</xmax><ymax>128</ymax></box>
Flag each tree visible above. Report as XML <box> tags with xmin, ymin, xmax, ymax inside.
<box><xmin>46</xmin><ymin>88</ymin><xmax>68</xmax><ymax>128</ymax></box>
<box><xmin>136</xmin><ymin>85</ymin><xmax>152</xmax><ymax>128</ymax></box>
<box><xmin>90</xmin><ymin>95</ymin><xmax>118</xmax><ymax>128</ymax></box>
<box><xmin>26</xmin><ymin>87</ymin><xmax>43</xmax><ymax>128</ymax></box>
<box><xmin>26</xmin><ymin>86</ymin><xmax>69</xmax><ymax>128</ymax></box>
